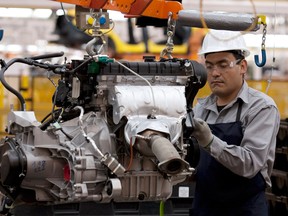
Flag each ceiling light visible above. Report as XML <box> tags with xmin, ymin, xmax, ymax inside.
<box><xmin>32</xmin><ymin>9</ymin><xmax>53</xmax><ymax>19</ymax></box>
<box><xmin>0</xmin><ymin>8</ymin><xmax>52</xmax><ymax>19</ymax></box>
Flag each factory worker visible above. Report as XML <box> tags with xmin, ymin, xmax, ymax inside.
<box><xmin>191</xmin><ymin>30</ymin><xmax>280</xmax><ymax>216</ymax></box>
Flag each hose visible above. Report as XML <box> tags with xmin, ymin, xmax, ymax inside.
<box><xmin>0</xmin><ymin>52</ymin><xmax>65</xmax><ymax>111</ymax></box>
<box><xmin>0</xmin><ymin>58</ymin><xmax>32</xmax><ymax>111</ymax></box>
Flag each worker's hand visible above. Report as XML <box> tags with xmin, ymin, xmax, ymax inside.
<box><xmin>192</xmin><ymin>118</ymin><xmax>214</xmax><ymax>148</ymax></box>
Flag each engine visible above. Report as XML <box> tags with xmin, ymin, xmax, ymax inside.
<box><xmin>0</xmin><ymin>54</ymin><xmax>206</xmax><ymax>208</ymax></box>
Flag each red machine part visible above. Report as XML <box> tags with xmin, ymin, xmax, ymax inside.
<box><xmin>53</xmin><ymin>0</ymin><xmax>183</xmax><ymax>19</ymax></box>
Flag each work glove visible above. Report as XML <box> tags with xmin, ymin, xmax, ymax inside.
<box><xmin>192</xmin><ymin>118</ymin><xmax>214</xmax><ymax>149</ymax></box>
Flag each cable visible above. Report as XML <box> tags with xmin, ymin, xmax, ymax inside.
<box><xmin>71</xmin><ymin>56</ymin><xmax>93</xmax><ymax>74</ymax></box>
<box><xmin>265</xmin><ymin>0</ymin><xmax>277</xmax><ymax>94</ymax></box>
<box><xmin>0</xmin><ymin>58</ymin><xmax>32</xmax><ymax>111</ymax></box>
<box><xmin>29</xmin><ymin>52</ymin><xmax>64</xmax><ymax>60</ymax></box>
<box><xmin>60</xmin><ymin>2</ymin><xmax>71</xmax><ymax>23</ymax></box>
<box><xmin>56</xmin><ymin>108</ymin><xmax>64</xmax><ymax>123</ymax></box>
<box><xmin>87</xmin><ymin>20</ymin><xmax>115</xmax><ymax>36</ymax></box>
<box><xmin>0</xmin><ymin>52</ymin><xmax>65</xmax><ymax>111</ymax></box>
<box><xmin>126</xmin><ymin>137</ymin><xmax>134</xmax><ymax>171</ymax></box>
<box><xmin>51</xmin><ymin>87</ymin><xmax>59</xmax><ymax>121</ymax></box>
<box><xmin>74</xmin><ymin>106</ymin><xmax>105</xmax><ymax>158</ymax></box>
<box><xmin>103</xmin><ymin>20</ymin><xmax>115</xmax><ymax>35</ymax></box>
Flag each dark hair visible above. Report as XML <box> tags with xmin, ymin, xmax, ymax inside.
<box><xmin>229</xmin><ymin>50</ymin><xmax>245</xmax><ymax>60</ymax></box>
<box><xmin>205</xmin><ymin>50</ymin><xmax>245</xmax><ymax>60</ymax></box>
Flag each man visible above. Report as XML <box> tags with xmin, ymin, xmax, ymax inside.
<box><xmin>191</xmin><ymin>30</ymin><xmax>280</xmax><ymax>216</ymax></box>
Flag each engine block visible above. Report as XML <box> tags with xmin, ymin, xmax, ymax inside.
<box><xmin>0</xmin><ymin>54</ymin><xmax>206</xmax><ymax>208</ymax></box>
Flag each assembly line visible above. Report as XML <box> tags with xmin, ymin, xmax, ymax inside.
<box><xmin>0</xmin><ymin>1</ymin><xmax>286</xmax><ymax>216</ymax></box>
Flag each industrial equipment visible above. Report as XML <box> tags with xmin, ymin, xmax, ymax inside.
<box><xmin>0</xmin><ymin>0</ymin><xmax>266</xmax><ymax>215</ymax></box>
<box><xmin>0</xmin><ymin>49</ymin><xmax>206</xmax><ymax>216</ymax></box>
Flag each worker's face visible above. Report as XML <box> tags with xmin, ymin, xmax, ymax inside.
<box><xmin>205</xmin><ymin>52</ymin><xmax>247</xmax><ymax>103</ymax></box>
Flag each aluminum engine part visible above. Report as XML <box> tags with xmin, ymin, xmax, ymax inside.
<box><xmin>0</xmin><ymin>57</ymin><xmax>207</xmax><ymax>209</ymax></box>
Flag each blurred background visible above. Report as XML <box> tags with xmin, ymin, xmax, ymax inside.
<box><xmin>0</xmin><ymin>1</ymin><xmax>287</xmax><ymax>215</ymax></box>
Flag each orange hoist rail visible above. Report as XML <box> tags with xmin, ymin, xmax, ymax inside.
<box><xmin>53</xmin><ymin>0</ymin><xmax>183</xmax><ymax>19</ymax></box>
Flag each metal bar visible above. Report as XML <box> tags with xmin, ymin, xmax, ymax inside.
<box><xmin>178</xmin><ymin>10</ymin><xmax>259</xmax><ymax>32</ymax></box>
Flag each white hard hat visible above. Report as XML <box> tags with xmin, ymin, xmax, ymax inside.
<box><xmin>198</xmin><ymin>30</ymin><xmax>250</xmax><ymax>57</ymax></box>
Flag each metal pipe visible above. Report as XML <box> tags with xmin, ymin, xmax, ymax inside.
<box><xmin>149</xmin><ymin>135</ymin><xmax>189</xmax><ymax>175</ymax></box>
<box><xmin>178</xmin><ymin>10</ymin><xmax>259</xmax><ymax>31</ymax></box>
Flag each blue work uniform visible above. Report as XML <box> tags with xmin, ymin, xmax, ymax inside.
<box><xmin>192</xmin><ymin>100</ymin><xmax>268</xmax><ymax>216</ymax></box>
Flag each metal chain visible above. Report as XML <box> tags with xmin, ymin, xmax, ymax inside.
<box><xmin>261</xmin><ymin>23</ymin><xmax>267</xmax><ymax>50</ymax></box>
<box><xmin>254</xmin><ymin>19</ymin><xmax>267</xmax><ymax>68</ymax></box>
<box><xmin>160</xmin><ymin>12</ymin><xmax>176</xmax><ymax>59</ymax></box>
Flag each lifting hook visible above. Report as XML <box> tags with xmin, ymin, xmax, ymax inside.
<box><xmin>254</xmin><ymin>15</ymin><xmax>267</xmax><ymax>67</ymax></box>
<box><xmin>254</xmin><ymin>49</ymin><xmax>266</xmax><ymax>67</ymax></box>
